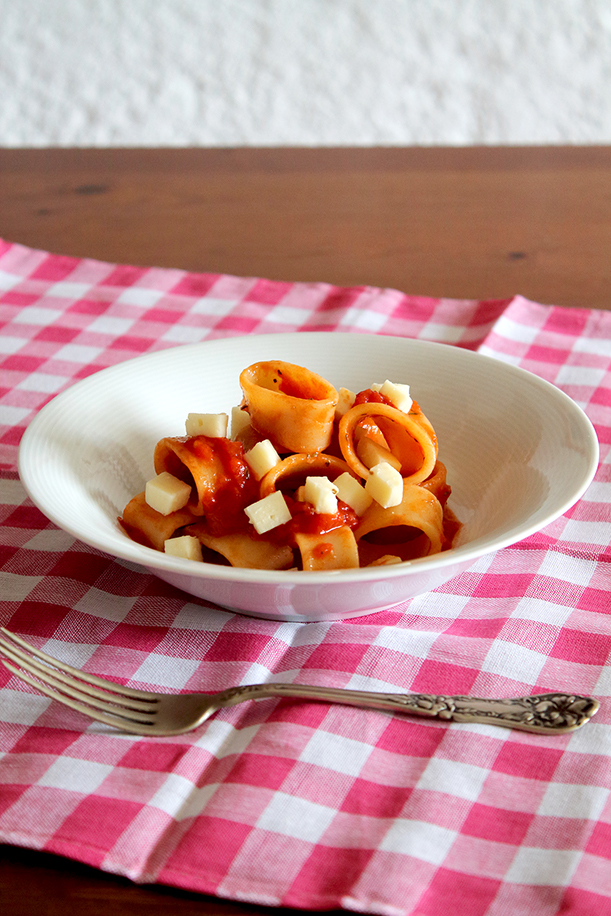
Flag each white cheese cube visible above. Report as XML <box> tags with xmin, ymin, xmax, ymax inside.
<box><xmin>245</xmin><ymin>439</ymin><xmax>281</xmax><ymax>480</ymax></box>
<box><xmin>364</xmin><ymin>462</ymin><xmax>403</xmax><ymax>508</ymax></box>
<box><xmin>244</xmin><ymin>490</ymin><xmax>292</xmax><ymax>534</ymax></box>
<box><xmin>164</xmin><ymin>535</ymin><xmax>203</xmax><ymax>561</ymax></box>
<box><xmin>379</xmin><ymin>380</ymin><xmax>412</xmax><ymax>413</ymax></box>
<box><xmin>145</xmin><ymin>472</ymin><xmax>192</xmax><ymax>516</ymax></box>
<box><xmin>334</xmin><ymin>472</ymin><xmax>373</xmax><ymax>516</ymax></box>
<box><xmin>185</xmin><ymin>412</ymin><xmax>228</xmax><ymax>437</ymax></box>
<box><xmin>304</xmin><ymin>476</ymin><xmax>338</xmax><ymax>515</ymax></box>
<box><xmin>356</xmin><ymin>436</ymin><xmax>402</xmax><ymax>472</ymax></box>
<box><xmin>335</xmin><ymin>387</ymin><xmax>356</xmax><ymax>418</ymax></box>
<box><xmin>230</xmin><ymin>405</ymin><xmax>252</xmax><ymax>439</ymax></box>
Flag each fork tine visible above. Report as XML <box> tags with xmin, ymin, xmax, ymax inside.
<box><xmin>1</xmin><ymin>657</ymin><xmax>157</xmax><ymax>733</ymax></box>
<box><xmin>0</xmin><ymin>628</ymin><xmax>154</xmax><ymax>700</ymax></box>
<box><xmin>0</xmin><ymin>639</ymin><xmax>158</xmax><ymax>725</ymax></box>
<box><xmin>0</xmin><ymin>632</ymin><xmax>156</xmax><ymax>714</ymax></box>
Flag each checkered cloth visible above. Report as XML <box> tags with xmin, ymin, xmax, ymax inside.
<box><xmin>1</xmin><ymin>237</ymin><xmax>611</xmax><ymax>916</ymax></box>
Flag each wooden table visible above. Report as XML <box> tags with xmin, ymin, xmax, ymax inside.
<box><xmin>2</xmin><ymin>146</ymin><xmax>611</xmax><ymax>310</ymax></box>
<box><xmin>1</xmin><ymin>145</ymin><xmax>611</xmax><ymax>916</ymax></box>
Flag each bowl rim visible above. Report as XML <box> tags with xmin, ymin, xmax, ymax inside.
<box><xmin>17</xmin><ymin>333</ymin><xmax>600</xmax><ymax>588</ymax></box>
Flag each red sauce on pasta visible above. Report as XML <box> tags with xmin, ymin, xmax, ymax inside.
<box><xmin>183</xmin><ymin>436</ymin><xmax>259</xmax><ymax>536</ymax></box>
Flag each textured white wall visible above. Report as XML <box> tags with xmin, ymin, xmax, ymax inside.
<box><xmin>1</xmin><ymin>0</ymin><xmax>610</xmax><ymax>147</ymax></box>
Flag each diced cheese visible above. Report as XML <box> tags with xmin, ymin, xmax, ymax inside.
<box><xmin>145</xmin><ymin>472</ymin><xmax>192</xmax><ymax>516</ymax></box>
<box><xmin>230</xmin><ymin>405</ymin><xmax>251</xmax><ymax>439</ymax></box>
<box><xmin>185</xmin><ymin>412</ymin><xmax>228</xmax><ymax>437</ymax></box>
<box><xmin>334</xmin><ymin>472</ymin><xmax>373</xmax><ymax>516</ymax></box>
<box><xmin>356</xmin><ymin>436</ymin><xmax>402</xmax><ymax>472</ymax></box>
<box><xmin>164</xmin><ymin>535</ymin><xmax>203</xmax><ymax>561</ymax></box>
<box><xmin>304</xmin><ymin>476</ymin><xmax>338</xmax><ymax>514</ymax></box>
<box><xmin>245</xmin><ymin>439</ymin><xmax>281</xmax><ymax>480</ymax></box>
<box><xmin>364</xmin><ymin>461</ymin><xmax>403</xmax><ymax>508</ymax></box>
<box><xmin>244</xmin><ymin>490</ymin><xmax>292</xmax><ymax>534</ymax></box>
<box><xmin>335</xmin><ymin>386</ymin><xmax>356</xmax><ymax>418</ymax></box>
<box><xmin>378</xmin><ymin>380</ymin><xmax>412</xmax><ymax>413</ymax></box>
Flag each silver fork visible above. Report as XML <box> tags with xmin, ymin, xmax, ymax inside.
<box><xmin>0</xmin><ymin>627</ymin><xmax>600</xmax><ymax>736</ymax></box>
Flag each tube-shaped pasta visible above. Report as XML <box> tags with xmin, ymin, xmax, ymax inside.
<box><xmin>295</xmin><ymin>526</ymin><xmax>359</xmax><ymax>571</ymax></box>
<box><xmin>339</xmin><ymin>402</ymin><xmax>437</xmax><ymax>485</ymax></box>
<box><xmin>121</xmin><ymin>492</ymin><xmax>195</xmax><ymax>551</ymax></box>
<box><xmin>259</xmin><ymin>452</ymin><xmax>354</xmax><ymax>497</ymax></box>
<box><xmin>355</xmin><ymin>481</ymin><xmax>444</xmax><ymax>564</ymax></box>
<box><xmin>240</xmin><ymin>361</ymin><xmax>339</xmax><ymax>453</ymax></box>
<box><xmin>420</xmin><ymin>461</ymin><xmax>451</xmax><ymax>505</ymax></box>
<box><xmin>154</xmin><ymin>435</ymin><xmax>258</xmax><ymax>527</ymax></box>
<box><xmin>185</xmin><ymin>524</ymin><xmax>294</xmax><ymax>570</ymax></box>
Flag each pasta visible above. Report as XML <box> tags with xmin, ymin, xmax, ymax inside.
<box><xmin>120</xmin><ymin>360</ymin><xmax>460</xmax><ymax>570</ymax></box>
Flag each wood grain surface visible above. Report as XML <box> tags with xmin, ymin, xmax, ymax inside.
<box><xmin>1</xmin><ymin>146</ymin><xmax>610</xmax><ymax>309</ymax></box>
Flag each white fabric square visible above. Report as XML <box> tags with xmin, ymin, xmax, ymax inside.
<box><xmin>481</xmin><ymin>640</ymin><xmax>547</xmax><ymax>685</ymax></box>
<box><xmin>511</xmin><ymin>596</ymin><xmax>573</xmax><ymax>627</ymax></box>
<box><xmin>0</xmin><ymin>688</ymin><xmax>51</xmax><ymax>725</ymax></box>
<box><xmin>505</xmin><ymin>847</ymin><xmax>580</xmax><ymax>886</ymax></box>
<box><xmin>0</xmin><ymin>478</ymin><xmax>27</xmax><ymax>505</ymax></box>
<box><xmin>45</xmin><ymin>282</ymin><xmax>91</xmax><ymax>300</ymax></box>
<box><xmin>86</xmin><ymin>315</ymin><xmax>136</xmax><ymax>336</ymax></box>
<box><xmin>16</xmin><ymin>372</ymin><xmax>69</xmax><ymax>393</ymax></box>
<box><xmin>582</xmin><ymin>480</ymin><xmax>611</xmax><ymax>503</ymax></box>
<box><xmin>555</xmin><ymin>364</ymin><xmax>607</xmax><ymax>387</ymax></box>
<box><xmin>43</xmin><ymin>639</ymin><xmax>99</xmax><ymax>669</ymax></box>
<box><xmin>133</xmin><ymin>652</ymin><xmax>200</xmax><ymax>689</ymax></box>
<box><xmin>566</xmin><ymin>722</ymin><xmax>611</xmax><ymax>754</ymax></box>
<box><xmin>161</xmin><ymin>324</ymin><xmax>204</xmax><ymax>343</ymax></box>
<box><xmin>0</xmin><ymin>405</ymin><xmax>31</xmax><ymax>425</ymax></box>
<box><xmin>271</xmin><ymin>622</ymin><xmax>305</xmax><ymax>645</ymax></box>
<box><xmin>242</xmin><ymin>662</ymin><xmax>276</xmax><ymax>684</ymax></box>
<box><xmin>561</xmin><ymin>519</ymin><xmax>611</xmax><ymax>547</ymax></box>
<box><xmin>191</xmin><ymin>296</ymin><xmax>238</xmax><ymax>316</ymax></box>
<box><xmin>299</xmin><ymin>729</ymin><xmax>373</xmax><ymax>777</ymax></box>
<box><xmin>13</xmin><ymin>306</ymin><xmax>61</xmax><ymax>326</ymax></box>
<box><xmin>0</xmin><ymin>571</ymin><xmax>43</xmax><ymax>601</ymax></box>
<box><xmin>477</xmin><ymin>346</ymin><xmax>522</xmax><ymax>366</ymax></box>
<box><xmin>115</xmin><ymin>287</ymin><xmax>164</xmax><ymax>306</ymax></box>
<box><xmin>416</xmin><ymin>757</ymin><xmax>489</xmax><ymax>802</ymax></box>
<box><xmin>379</xmin><ymin>818</ymin><xmax>456</xmax><ymax>864</ymax></box>
<box><xmin>373</xmin><ymin>626</ymin><xmax>438</xmax><ymax>658</ymax></box>
<box><xmin>75</xmin><ymin>588</ymin><xmax>137</xmax><ymax>622</ymax></box>
<box><xmin>195</xmin><ymin>720</ymin><xmax>260</xmax><ymax>759</ymax></box>
<box><xmin>492</xmin><ymin>315</ymin><xmax>541</xmax><ymax>344</ymax></box>
<box><xmin>53</xmin><ymin>343</ymin><xmax>105</xmax><ymax>364</ymax></box>
<box><xmin>408</xmin><ymin>591</ymin><xmax>474</xmax><ymax>619</ymax></box>
<box><xmin>538</xmin><ymin>782</ymin><xmax>608</xmax><ymax>820</ymax></box>
<box><xmin>537</xmin><ymin>551</ymin><xmax>597</xmax><ymax>586</ymax></box>
<box><xmin>420</xmin><ymin>322</ymin><xmax>465</xmax><ymax>343</ymax></box>
<box><xmin>37</xmin><ymin>757</ymin><xmax>113</xmax><ymax>793</ymax></box>
<box><xmin>0</xmin><ymin>269</ymin><xmax>21</xmax><ymax>290</ymax></box>
<box><xmin>172</xmin><ymin>603</ymin><xmax>232</xmax><ymax>631</ymax></box>
<box><xmin>594</xmin><ymin>666</ymin><xmax>611</xmax><ymax>697</ymax></box>
<box><xmin>0</xmin><ymin>335</ymin><xmax>25</xmax><ymax>355</ymax></box>
<box><xmin>257</xmin><ymin>792</ymin><xmax>336</xmax><ymax>842</ymax></box>
<box><xmin>148</xmin><ymin>772</ymin><xmax>216</xmax><ymax>820</ymax></box>
<box><xmin>265</xmin><ymin>305</ymin><xmax>312</xmax><ymax>325</ymax></box>
<box><xmin>573</xmin><ymin>336</ymin><xmax>611</xmax><ymax>356</ymax></box>
<box><xmin>22</xmin><ymin>528</ymin><xmax>75</xmax><ymax>552</ymax></box>
<box><xmin>340</xmin><ymin>309</ymin><xmax>387</xmax><ymax>332</ymax></box>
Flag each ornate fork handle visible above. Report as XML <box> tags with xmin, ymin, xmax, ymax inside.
<box><xmin>217</xmin><ymin>684</ymin><xmax>600</xmax><ymax>734</ymax></box>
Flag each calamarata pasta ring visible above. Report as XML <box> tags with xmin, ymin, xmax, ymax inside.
<box><xmin>338</xmin><ymin>401</ymin><xmax>438</xmax><ymax>485</ymax></box>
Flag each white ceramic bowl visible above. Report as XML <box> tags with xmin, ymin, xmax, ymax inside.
<box><xmin>18</xmin><ymin>333</ymin><xmax>599</xmax><ymax>621</ymax></box>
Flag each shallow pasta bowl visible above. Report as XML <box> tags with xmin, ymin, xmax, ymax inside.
<box><xmin>18</xmin><ymin>333</ymin><xmax>599</xmax><ymax>621</ymax></box>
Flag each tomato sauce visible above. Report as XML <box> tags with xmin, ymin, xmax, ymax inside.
<box><xmin>185</xmin><ymin>436</ymin><xmax>259</xmax><ymax>537</ymax></box>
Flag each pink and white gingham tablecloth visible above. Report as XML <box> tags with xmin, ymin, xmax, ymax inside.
<box><xmin>1</xmin><ymin>238</ymin><xmax>611</xmax><ymax>916</ymax></box>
